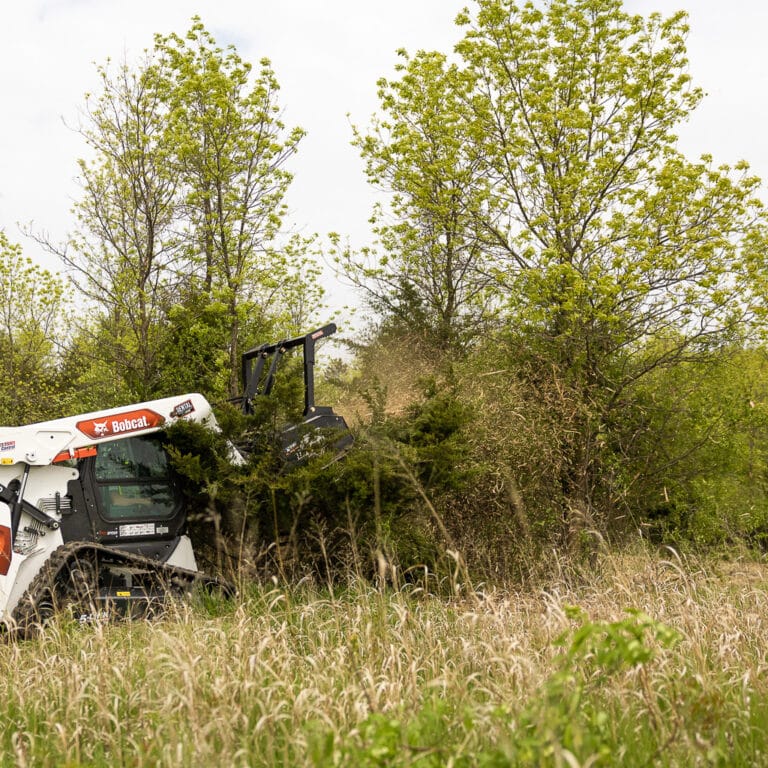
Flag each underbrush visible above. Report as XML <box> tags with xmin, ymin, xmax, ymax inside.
<box><xmin>1</xmin><ymin>549</ymin><xmax>768</xmax><ymax>766</ymax></box>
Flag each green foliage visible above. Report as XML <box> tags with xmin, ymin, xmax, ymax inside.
<box><xmin>391</xmin><ymin>377</ymin><xmax>473</xmax><ymax>492</ymax></box>
<box><xmin>159</xmin><ymin>365</ymin><xmax>473</xmax><ymax>580</ymax></box>
<box><xmin>54</xmin><ymin>326</ymin><xmax>137</xmax><ymax>414</ymax></box>
<box><xmin>499</xmin><ymin>607</ymin><xmax>681</xmax><ymax>765</ymax></box>
<box><xmin>58</xmin><ymin>50</ymin><xmax>180</xmax><ymax>400</ymax></box>
<box><xmin>152</xmin><ymin>21</ymin><xmax>321</xmax><ymax>396</ymax></box>
<box><xmin>630</xmin><ymin>347</ymin><xmax>768</xmax><ymax>548</ymax></box>
<box><xmin>463</xmin><ymin>0</ymin><xmax>765</xmax><ymax>539</ymax></box>
<box><xmin>271</xmin><ymin>376</ymin><xmax>474</xmax><ymax>578</ymax></box>
<box><xmin>340</xmin><ymin>48</ymin><xmax>498</xmax><ymax>351</ymax></box>
<box><xmin>0</xmin><ymin>232</ymin><xmax>69</xmax><ymax>424</ymax></box>
<box><xmin>308</xmin><ymin>699</ymin><xmax>456</xmax><ymax>767</ymax></box>
<box><xmin>343</xmin><ymin>0</ymin><xmax>768</xmax><ymax>552</ymax></box>
<box><xmin>156</xmin><ymin>284</ymin><xmax>239</xmax><ymax>403</ymax></box>
<box><xmin>34</xmin><ymin>17</ymin><xmax>320</xmax><ymax>404</ymax></box>
<box><xmin>557</xmin><ymin>606</ymin><xmax>682</xmax><ymax>673</ymax></box>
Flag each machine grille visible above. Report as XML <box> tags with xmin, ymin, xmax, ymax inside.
<box><xmin>38</xmin><ymin>495</ymin><xmax>72</xmax><ymax>516</ymax></box>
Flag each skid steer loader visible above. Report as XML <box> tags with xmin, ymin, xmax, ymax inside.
<box><xmin>0</xmin><ymin>324</ymin><xmax>349</xmax><ymax>636</ymax></box>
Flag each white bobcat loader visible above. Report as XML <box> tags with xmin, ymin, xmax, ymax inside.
<box><xmin>0</xmin><ymin>393</ymin><xmax>232</xmax><ymax>635</ymax></box>
<box><xmin>0</xmin><ymin>324</ymin><xmax>349</xmax><ymax>636</ymax></box>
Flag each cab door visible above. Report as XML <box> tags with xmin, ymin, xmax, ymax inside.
<box><xmin>63</xmin><ymin>435</ymin><xmax>188</xmax><ymax>560</ymax></box>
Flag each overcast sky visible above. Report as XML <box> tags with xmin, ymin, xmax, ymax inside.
<box><xmin>1</xmin><ymin>1</ymin><xmax>767</xmax><ymax>321</ymax></box>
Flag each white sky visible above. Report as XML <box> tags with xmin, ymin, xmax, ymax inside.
<box><xmin>1</xmin><ymin>1</ymin><xmax>767</xmax><ymax>323</ymax></box>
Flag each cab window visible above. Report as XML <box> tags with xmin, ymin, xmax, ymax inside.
<box><xmin>93</xmin><ymin>436</ymin><xmax>178</xmax><ymax>521</ymax></box>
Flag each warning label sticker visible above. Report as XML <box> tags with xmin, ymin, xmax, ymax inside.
<box><xmin>119</xmin><ymin>523</ymin><xmax>155</xmax><ymax>538</ymax></box>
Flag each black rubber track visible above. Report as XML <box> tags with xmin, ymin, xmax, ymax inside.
<box><xmin>8</xmin><ymin>541</ymin><xmax>234</xmax><ymax>638</ymax></box>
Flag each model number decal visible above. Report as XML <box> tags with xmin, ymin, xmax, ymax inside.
<box><xmin>119</xmin><ymin>523</ymin><xmax>155</xmax><ymax>537</ymax></box>
<box><xmin>170</xmin><ymin>399</ymin><xmax>195</xmax><ymax>418</ymax></box>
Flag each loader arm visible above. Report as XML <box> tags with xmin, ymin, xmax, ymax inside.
<box><xmin>0</xmin><ymin>393</ymin><xmax>216</xmax><ymax>468</ymax></box>
<box><xmin>241</xmin><ymin>322</ymin><xmax>337</xmax><ymax>416</ymax></box>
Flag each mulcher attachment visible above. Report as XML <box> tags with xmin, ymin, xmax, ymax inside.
<box><xmin>240</xmin><ymin>323</ymin><xmax>353</xmax><ymax>464</ymax></box>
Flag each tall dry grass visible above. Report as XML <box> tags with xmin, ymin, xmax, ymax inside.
<box><xmin>1</xmin><ymin>548</ymin><xmax>767</xmax><ymax>766</ymax></box>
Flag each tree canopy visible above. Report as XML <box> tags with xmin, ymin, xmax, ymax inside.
<box><xmin>343</xmin><ymin>0</ymin><xmax>768</xmax><ymax>545</ymax></box>
<box><xmin>0</xmin><ymin>232</ymin><xmax>66</xmax><ymax>424</ymax></box>
<box><xmin>34</xmin><ymin>17</ymin><xmax>322</xmax><ymax>405</ymax></box>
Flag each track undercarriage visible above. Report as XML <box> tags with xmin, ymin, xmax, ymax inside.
<box><xmin>9</xmin><ymin>542</ymin><xmax>234</xmax><ymax>638</ymax></box>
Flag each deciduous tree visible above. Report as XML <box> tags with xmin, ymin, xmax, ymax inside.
<box><xmin>456</xmin><ymin>0</ymin><xmax>766</xmax><ymax>540</ymax></box>
<box><xmin>36</xmin><ymin>19</ymin><xmax>322</xmax><ymax>403</ymax></box>
<box><xmin>340</xmin><ymin>50</ymin><xmax>499</xmax><ymax>351</ymax></box>
<box><xmin>33</xmin><ymin>54</ymin><xmax>179</xmax><ymax>399</ymax></box>
<box><xmin>154</xmin><ymin>20</ymin><xmax>318</xmax><ymax>396</ymax></box>
<box><xmin>352</xmin><ymin>0</ymin><xmax>768</xmax><ymax>544</ymax></box>
<box><xmin>0</xmin><ymin>232</ymin><xmax>67</xmax><ymax>423</ymax></box>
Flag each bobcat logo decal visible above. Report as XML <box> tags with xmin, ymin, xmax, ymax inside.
<box><xmin>77</xmin><ymin>409</ymin><xmax>165</xmax><ymax>440</ymax></box>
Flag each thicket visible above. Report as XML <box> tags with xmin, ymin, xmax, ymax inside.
<box><xmin>147</xmin><ymin>331</ymin><xmax>768</xmax><ymax>586</ymax></box>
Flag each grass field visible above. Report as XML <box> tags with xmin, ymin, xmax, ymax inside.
<box><xmin>1</xmin><ymin>548</ymin><xmax>767</xmax><ymax>767</ymax></box>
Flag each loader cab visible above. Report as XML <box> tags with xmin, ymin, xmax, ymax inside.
<box><xmin>62</xmin><ymin>434</ymin><xmax>188</xmax><ymax>561</ymax></box>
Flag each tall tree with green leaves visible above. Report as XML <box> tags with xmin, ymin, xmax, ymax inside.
<box><xmin>33</xmin><ymin>54</ymin><xmax>179</xmax><ymax>400</ymax></box>
<box><xmin>355</xmin><ymin>0</ymin><xmax>767</xmax><ymax>543</ymax></box>
<box><xmin>340</xmin><ymin>50</ymin><xmax>499</xmax><ymax>350</ymax></box>
<box><xmin>37</xmin><ymin>19</ymin><xmax>322</xmax><ymax>404</ymax></box>
<box><xmin>455</xmin><ymin>0</ymin><xmax>765</xmax><ymax>539</ymax></box>
<box><xmin>0</xmin><ymin>232</ymin><xmax>67</xmax><ymax>424</ymax></box>
<box><xmin>153</xmin><ymin>20</ymin><xmax>319</xmax><ymax>397</ymax></box>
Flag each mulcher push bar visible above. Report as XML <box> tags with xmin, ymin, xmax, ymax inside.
<box><xmin>241</xmin><ymin>323</ymin><xmax>337</xmax><ymax>416</ymax></box>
